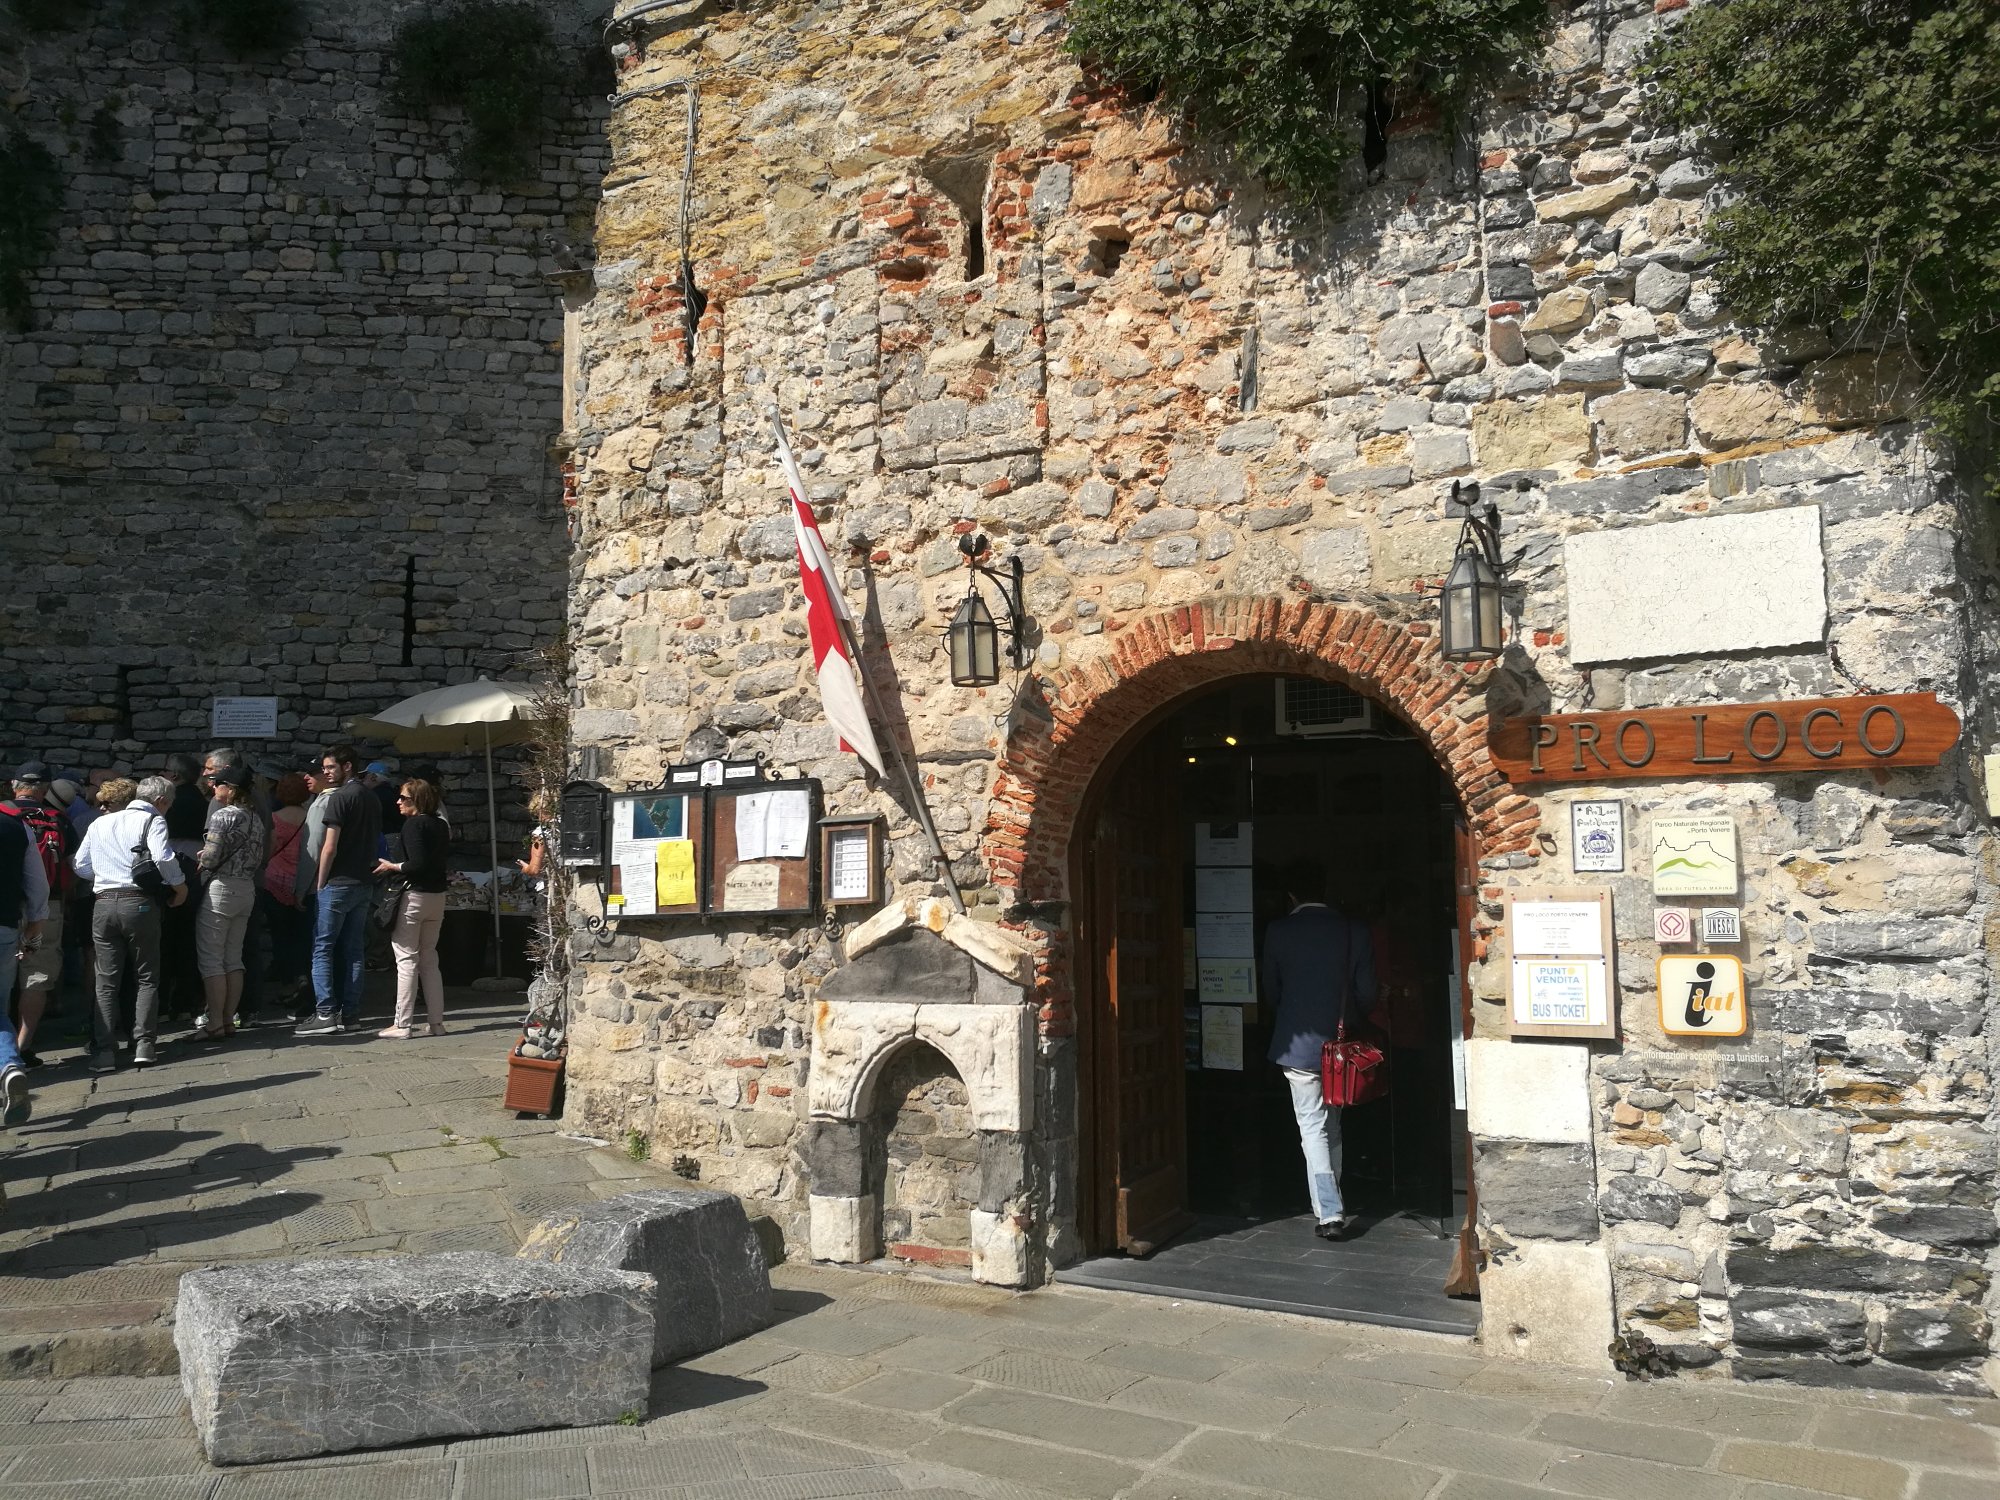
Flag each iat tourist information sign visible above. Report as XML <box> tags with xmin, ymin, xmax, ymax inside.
<box><xmin>1490</xmin><ymin>693</ymin><xmax>1959</xmax><ymax>784</ymax></box>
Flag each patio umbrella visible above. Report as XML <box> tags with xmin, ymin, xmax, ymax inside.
<box><xmin>348</xmin><ymin>679</ymin><xmax>549</xmax><ymax>978</ymax></box>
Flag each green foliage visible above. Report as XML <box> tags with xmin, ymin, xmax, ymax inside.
<box><xmin>5</xmin><ymin>0</ymin><xmax>91</xmax><ymax>32</ymax></box>
<box><xmin>0</xmin><ymin>128</ymin><xmax>62</xmax><ymax>330</ymax></box>
<box><xmin>623</xmin><ymin>1129</ymin><xmax>651</xmax><ymax>1162</ymax></box>
<box><xmin>391</xmin><ymin>1</ymin><xmax>557</xmax><ymax>182</ymax></box>
<box><xmin>1643</xmin><ymin>0</ymin><xmax>2000</xmax><ymax>431</ymax></box>
<box><xmin>195</xmin><ymin>0</ymin><xmax>306</xmax><ymax>53</ymax></box>
<box><xmin>1063</xmin><ymin>0</ymin><xmax>1550</xmax><ymax>205</ymax></box>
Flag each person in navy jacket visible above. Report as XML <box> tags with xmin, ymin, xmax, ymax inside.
<box><xmin>1262</xmin><ymin>860</ymin><xmax>1377</xmax><ymax>1240</ymax></box>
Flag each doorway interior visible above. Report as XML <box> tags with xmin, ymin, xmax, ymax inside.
<box><xmin>1063</xmin><ymin>674</ymin><xmax>1479</xmax><ymax>1334</ymax></box>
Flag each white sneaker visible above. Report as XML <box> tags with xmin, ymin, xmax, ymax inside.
<box><xmin>3</xmin><ymin>1066</ymin><xmax>32</xmax><ymax>1126</ymax></box>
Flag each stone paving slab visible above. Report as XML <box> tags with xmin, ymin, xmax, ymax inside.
<box><xmin>10</xmin><ymin>1265</ymin><xmax>1986</xmax><ymax>1499</ymax></box>
<box><xmin>0</xmin><ymin>994</ymin><xmax>698</xmax><ymax>1379</ymax></box>
<box><xmin>6</xmin><ymin>1014</ymin><xmax>2000</xmax><ymax>1500</ymax></box>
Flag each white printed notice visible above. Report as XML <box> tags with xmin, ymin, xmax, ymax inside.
<box><xmin>613</xmin><ymin>845</ymin><xmax>657</xmax><ymax>916</ymax></box>
<box><xmin>1194</xmin><ymin>822</ymin><xmax>1252</xmax><ymax>866</ymax></box>
<box><xmin>1194</xmin><ymin>866</ymin><xmax>1253</xmax><ymax>913</ymax></box>
<box><xmin>1510</xmin><ymin>958</ymin><xmax>1608</xmax><ymax>1030</ymax></box>
<box><xmin>1195</xmin><ymin>911</ymin><xmax>1255</xmax><ymax>959</ymax></box>
<box><xmin>722</xmin><ymin>862</ymin><xmax>781</xmax><ymax>912</ymax></box>
<box><xmin>734</xmin><ymin>790</ymin><xmax>811</xmax><ymax>860</ymax></box>
<box><xmin>1197</xmin><ymin>958</ymin><xmax>1256</xmax><ymax>1004</ymax></box>
<box><xmin>1200</xmin><ymin>1005</ymin><xmax>1244</xmax><ymax>1070</ymax></box>
<box><xmin>1510</xmin><ymin>900</ymin><xmax>1604</xmax><ymax>957</ymax></box>
<box><xmin>827</xmin><ymin>827</ymin><xmax>872</xmax><ymax>902</ymax></box>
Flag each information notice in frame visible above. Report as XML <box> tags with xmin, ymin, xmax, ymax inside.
<box><xmin>1503</xmin><ymin>886</ymin><xmax>1618</xmax><ymax>1039</ymax></box>
<box><xmin>211</xmin><ymin>696</ymin><xmax>278</xmax><ymax>738</ymax></box>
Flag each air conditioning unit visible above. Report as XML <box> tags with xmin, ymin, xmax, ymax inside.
<box><xmin>1274</xmin><ymin>678</ymin><xmax>1375</xmax><ymax>738</ymax></box>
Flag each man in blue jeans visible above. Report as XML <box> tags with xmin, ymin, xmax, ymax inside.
<box><xmin>299</xmin><ymin>745</ymin><xmax>381</xmax><ymax>1036</ymax></box>
<box><xmin>0</xmin><ymin>801</ymin><xmax>49</xmax><ymax>1124</ymax></box>
<box><xmin>1262</xmin><ymin>860</ymin><xmax>1376</xmax><ymax>1242</ymax></box>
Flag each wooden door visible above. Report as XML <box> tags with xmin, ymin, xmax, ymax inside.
<box><xmin>1078</xmin><ymin>737</ymin><xmax>1193</xmax><ymax>1255</ymax></box>
<box><xmin>1444</xmin><ymin>813</ymin><xmax>1483</xmax><ymax>1297</ymax></box>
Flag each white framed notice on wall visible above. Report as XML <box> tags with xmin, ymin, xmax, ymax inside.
<box><xmin>1504</xmin><ymin>886</ymin><xmax>1618</xmax><ymax>1040</ymax></box>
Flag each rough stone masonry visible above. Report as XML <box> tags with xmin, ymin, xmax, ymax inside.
<box><xmin>557</xmin><ymin>0</ymin><xmax>1996</xmax><ymax>1393</ymax></box>
<box><xmin>1</xmin><ymin>0</ymin><xmax>602</xmax><ymax>843</ymax></box>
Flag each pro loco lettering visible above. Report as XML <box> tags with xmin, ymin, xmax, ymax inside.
<box><xmin>1489</xmin><ymin>694</ymin><xmax>1959</xmax><ymax>785</ymax></box>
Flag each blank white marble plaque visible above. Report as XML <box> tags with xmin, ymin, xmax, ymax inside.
<box><xmin>1565</xmin><ymin>505</ymin><xmax>1826</xmax><ymax>664</ymax></box>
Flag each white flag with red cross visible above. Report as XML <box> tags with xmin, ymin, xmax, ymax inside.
<box><xmin>774</xmin><ymin>415</ymin><xmax>884</xmax><ymax>774</ymax></box>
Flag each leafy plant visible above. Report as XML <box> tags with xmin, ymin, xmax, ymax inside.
<box><xmin>1643</xmin><ymin>0</ymin><xmax>2000</xmax><ymax>432</ymax></box>
<box><xmin>624</xmin><ymin>1128</ymin><xmax>651</xmax><ymax>1162</ymax></box>
<box><xmin>0</xmin><ymin>129</ymin><xmax>63</xmax><ymax>330</ymax></box>
<box><xmin>1063</xmin><ymin>0</ymin><xmax>1550</xmax><ymax>205</ymax></box>
<box><xmin>4</xmin><ymin>0</ymin><xmax>90</xmax><ymax>32</ymax></box>
<box><xmin>195</xmin><ymin>0</ymin><xmax>307</xmax><ymax>53</ymax></box>
<box><xmin>390</xmin><ymin>0</ymin><xmax>557</xmax><ymax>181</ymax></box>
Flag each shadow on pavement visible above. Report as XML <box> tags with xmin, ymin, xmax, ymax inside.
<box><xmin>18</xmin><ymin>1069</ymin><xmax>324</xmax><ymax>1135</ymax></box>
<box><xmin>1</xmin><ymin>1187</ymin><xmax>325</xmax><ymax>1276</ymax></box>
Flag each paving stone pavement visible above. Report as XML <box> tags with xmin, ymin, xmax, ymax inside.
<box><xmin>0</xmin><ymin>993</ymin><xmax>678</xmax><ymax>1376</ymax></box>
<box><xmin>0</xmin><ymin>1265</ymin><xmax>1995</xmax><ymax>1498</ymax></box>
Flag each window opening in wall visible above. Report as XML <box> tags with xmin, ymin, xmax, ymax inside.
<box><xmin>115</xmin><ymin>664</ymin><xmax>133</xmax><ymax>739</ymax></box>
<box><xmin>1363</xmin><ymin>79</ymin><xmax>1394</xmax><ymax>176</ymax></box>
<box><xmin>401</xmin><ymin>556</ymin><xmax>417</xmax><ymax>667</ymax></box>
<box><xmin>918</xmin><ymin>149</ymin><xmax>995</xmax><ymax>283</ymax></box>
<box><xmin>965</xmin><ymin>204</ymin><xmax>985</xmax><ymax>280</ymax></box>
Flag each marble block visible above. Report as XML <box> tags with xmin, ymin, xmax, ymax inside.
<box><xmin>517</xmin><ymin>1188</ymin><xmax>771</xmax><ymax>1366</ymax></box>
<box><xmin>176</xmin><ymin>1253</ymin><xmax>655</xmax><ymax>1463</ymax></box>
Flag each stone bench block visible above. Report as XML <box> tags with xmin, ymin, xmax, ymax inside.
<box><xmin>518</xmin><ymin>1187</ymin><xmax>770</xmax><ymax>1366</ymax></box>
<box><xmin>175</xmin><ymin>1253</ymin><xmax>655</xmax><ymax>1464</ymax></box>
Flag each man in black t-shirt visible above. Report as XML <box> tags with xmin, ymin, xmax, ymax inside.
<box><xmin>298</xmin><ymin>745</ymin><xmax>382</xmax><ymax>1035</ymax></box>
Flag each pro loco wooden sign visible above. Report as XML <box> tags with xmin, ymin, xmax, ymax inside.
<box><xmin>1490</xmin><ymin>693</ymin><xmax>1960</xmax><ymax>785</ymax></box>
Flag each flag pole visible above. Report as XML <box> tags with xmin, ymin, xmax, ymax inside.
<box><xmin>769</xmin><ymin>411</ymin><xmax>965</xmax><ymax>916</ymax></box>
<box><xmin>834</xmin><ymin>610</ymin><xmax>966</xmax><ymax>916</ymax></box>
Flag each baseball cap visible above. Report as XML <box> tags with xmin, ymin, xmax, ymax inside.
<box><xmin>210</xmin><ymin>764</ymin><xmax>252</xmax><ymax>790</ymax></box>
<box><xmin>364</xmin><ymin>761</ymin><xmax>393</xmax><ymax>777</ymax></box>
<box><xmin>14</xmin><ymin>760</ymin><xmax>48</xmax><ymax>782</ymax></box>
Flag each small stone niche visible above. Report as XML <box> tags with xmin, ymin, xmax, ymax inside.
<box><xmin>870</xmin><ymin>1041</ymin><xmax>978</xmax><ymax>1268</ymax></box>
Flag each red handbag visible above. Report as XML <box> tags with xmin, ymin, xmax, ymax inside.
<box><xmin>1322</xmin><ymin>1018</ymin><xmax>1390</xmax><ymax>1107</ymax></box>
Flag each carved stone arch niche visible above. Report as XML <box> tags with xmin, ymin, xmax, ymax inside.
<box><xmin>801</xmin><ymin>900</ymin><xmax>1038</xmax><ymax>1286</ymax></box>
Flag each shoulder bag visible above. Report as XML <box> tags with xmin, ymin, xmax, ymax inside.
<box><xmin>1322</xmin><ymin>1016</ymin><xmax>1390</xmax><ymax>1108</ymax></box>
<box><xmin>129</xmin><ymin>812</ymin><xmax>178</xmax><ymax>902</ymax></box>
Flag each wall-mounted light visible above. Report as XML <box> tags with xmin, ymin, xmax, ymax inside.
<box><xmin>944</xmin><ymin>532</ymin><xmax>1030</xmax><ymax>687</ymax></box>
<box><xmin>1440</xmin><ymin>480</ymin><xmax>1507</xmax><ymax>663</ymax></box>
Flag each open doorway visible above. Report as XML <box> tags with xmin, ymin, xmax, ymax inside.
<box><xmin>1065</xmin><ymin>674</ymin><xmax>1479</xmax><ymax>1334</ymax></box>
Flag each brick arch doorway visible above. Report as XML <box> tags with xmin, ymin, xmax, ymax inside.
<box><xmin>983</xmin><ymin>596</ymin><xmax>1538</xmax><ymax>1266</ymax></box>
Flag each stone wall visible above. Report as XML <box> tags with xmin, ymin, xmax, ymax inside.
<box><xmin>1</xmin><ymin>0</ymin><xmax>603</xmax><ymax>847</ymax></box>
<box><xmin>563</xmin><ymin>0</ymin><xmax>1996</xmax><ymax>1391</ymax></box>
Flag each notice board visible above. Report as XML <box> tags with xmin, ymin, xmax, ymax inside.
<box><xmin>1503</xmin><ymin>886</ymin><xmax>1618</xmax><ymax>1040</ymax></box>
<box><xmin>705</xmin><ymin>780</ymin><xmax>818</xmax><ymax>916</ymax></box>
<box><xmin>603</xmin><ymin>775</ymin><xmax>819</xmax><ymax>920</ymax></box>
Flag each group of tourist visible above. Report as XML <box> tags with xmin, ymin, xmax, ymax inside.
<box><xmin>0</xmin><ymin>746</ymin><xmax>459</xmax><ymax>1122</ymax></box>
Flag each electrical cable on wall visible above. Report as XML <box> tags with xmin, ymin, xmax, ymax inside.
<box><xmin>608</xmin><ymin>77</ymin><xmax>703</xmax><ymax>356</ymax></box>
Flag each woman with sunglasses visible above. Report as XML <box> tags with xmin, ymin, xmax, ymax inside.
<box><xmin>373</xmin><ymin>780</ymin><xmax>449</xmax><ymax>1038</ymax></box>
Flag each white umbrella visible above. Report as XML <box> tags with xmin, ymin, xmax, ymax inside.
<box><xmin>348</xmin><ymin>679</ymin><xmax>549</xmax><ymax>978</ymax></box>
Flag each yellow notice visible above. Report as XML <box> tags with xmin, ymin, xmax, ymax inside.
<box><xmin>658</xmin><ymin>840</ymin><xmax>696</xmax><ymax>907</ymax></box>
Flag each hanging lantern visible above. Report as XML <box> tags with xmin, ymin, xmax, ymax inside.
<box><xmin>942</xmin><ymin>532</ymin><xmax>1030</xmax><ymax>687</ymax></box>
<box><xmin>947</xmin><ymin>587</ymin><xmax>1002</xmax><ymax>687</ymax></box>
<box><xmin>1439</xmin><ymin>480</ymin><xmax>1507</xmax><ymax>663</ymax></box>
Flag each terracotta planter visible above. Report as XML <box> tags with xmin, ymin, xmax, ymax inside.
<box><xmin>504</xmin><ymin>1048</ymin><xmax>566</xmax><ymax>1117</ymax></box>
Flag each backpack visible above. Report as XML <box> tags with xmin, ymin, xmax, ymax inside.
<box><xmin>20</xmin><ymin>806</ymin><xmax>74</xmax><ymax>902</ymax></box>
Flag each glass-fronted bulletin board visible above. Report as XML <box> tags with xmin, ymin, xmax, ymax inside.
<box><xmin>605</xmin><ymin>776</ymin><xmax>819</xmax><ymax>920</ymax></box>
